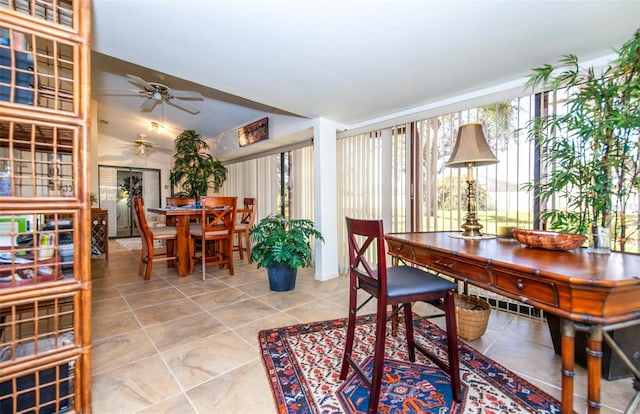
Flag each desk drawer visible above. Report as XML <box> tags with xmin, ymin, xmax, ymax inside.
<box><xmin>493</xmin><ymin>268</ymin><xmax>559</xmax><ymax>307</ymax></box>
<box><xmin>412</xmin><ymin>250</ymin><xmax>492</xmax><ymax>284</ymax></box>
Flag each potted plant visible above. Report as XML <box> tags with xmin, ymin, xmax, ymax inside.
<box><xmin>523</xmin><ymin>29</ymin><xmax>640</xmax><ymax>253</ymax></box>
<box><xmin>249</xmin><ymin>214</ymin><xmax>324</xmax><ymax>291</ymax></box>
<box><xmin>169</xmin><ymin>129</ymin><xmax>227</xmax><ymax>202</ymax></box>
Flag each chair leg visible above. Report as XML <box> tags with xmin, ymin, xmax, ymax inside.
<box><xmin>367</xmin><ymin>301</ymin><xmax>387</xmax><ymax>414</ymax></box>
<box><xmin>236</xmin><ymin>232</ymin><xmax>244</xmax><ymax>260</ymax></box>
<box><xmin>201</xmin><ymin>239</ymin><xmax>207</xmax><ymax>281</ymax></box>
<box><xmin>144</xmin><ymin>243</ymin><xmax>154</xmax><ymax>280</ymax></box>
<box><xmin>444</xmin><ymin>290</ymin><xmax>462</xmax><ymax>402</ymax></box>
<box><xmin>226</xmin><ymin>238</ymin><xmax>234</xmax><ymax>275</ymax></box>
<box><xmin>340</xmin><ymin>284</ymin><xmax>358</xmax><ymax>380</ymax></box>
<box><xmin>244</xmin><ymin>230</ymin><xmax>252</xmax><ymax>263</ymax></box>
<box><xmin>403</xmin><ymin>302</ymin><xmax>416</xmax><ymax>362</ymax></box>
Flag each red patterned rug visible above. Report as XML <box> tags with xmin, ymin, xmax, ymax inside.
<box><xmin>259</xmin><ymin>314</ymin><xmax>566</xmax><ymax>413</ymax></box>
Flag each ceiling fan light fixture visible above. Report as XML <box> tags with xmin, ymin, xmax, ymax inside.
<box><xmin>135</xmin><ymin>144</ymin><xmax>146</xmax><ymax>156</ymax></box>
<box><xmin>148</xmin><ymin>121</ymin><xmax>165</xmax><ymax>133</ymax></box>
<box><xmin>152</xmin><ymin>91</ymin><xmax>162</xmax><ymax>101</ymax></box>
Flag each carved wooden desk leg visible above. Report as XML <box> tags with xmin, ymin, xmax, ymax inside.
<box><xmin>587</xmin><ymin>325</ymin><xmax>603</xmax><ymax>414</ymax></box>
<box><xmin>561</xmin><ymin>319</ymin><xmax>576</xmax><ymax>414</ymax></box>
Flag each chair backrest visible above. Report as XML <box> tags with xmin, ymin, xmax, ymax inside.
<box><xmin>238</xmin><ymin>197</ymin><xmax>257</xmax><ymax>227</ymax></box>
<box><xmin>201</xmin><ymin>196</ymin><xmax>237</xmax><ymax>235</ymax></box>
<box><xmin>345</xmin><ymin>217</ymin><xmax>388</xmax><ymax>294</ymax></box>
<box><xmin>132</xmin><ymin>197</ymin><xmax>152</xmax><ymax>249</ymax></box>
<box><xmin>166</xmin><ymin>197</ymin><xmax>196</xmax><ymax>207</ymax></box>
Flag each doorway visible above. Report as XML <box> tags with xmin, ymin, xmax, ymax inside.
<box><xmin>98</xmin><ymin>165</ymin><xmax>161</xmax><ymax>238</ymax></box>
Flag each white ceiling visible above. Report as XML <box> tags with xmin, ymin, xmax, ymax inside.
<box><xmin>90</xmin><ymin>0</ymin><xmax>640</xmax><ymax>156</ymax></box>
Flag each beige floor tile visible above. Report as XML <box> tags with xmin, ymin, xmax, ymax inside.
<box><xmin>137</xmin><ymin>393</ymin><xmax>197</xmax><ymax>414</ymax></box>
<box><xmin>117</xmin><ymin>278</ymin><xmax>173</xmax><ymax>295</ymax></box>
<box><xmin>234</xmin><ymin>279</ymin><xmax>274</xmax><ymax>297</ymax></box>
<box><xmin>92</xmin><ymin>310</ymin><xmax>141</xmax><ymax>341</ymax></box>
<box><xmin>124</xmin><ymin>286</ymin><xmax>187</xmax><ymax>309</ymax></box>
<box><xmin>286</xmin><ymin>297</ymin><xmax>349</xmax><ymax>323</ymax></box>
<box><xmin>92</xmin><ymin>296</ymin><xmax>130</xmax><ymax>318</ymax></box>
<box><xmin>144</xmin><ymin>311</ymin><xmax>227</xmax><ymax>351</ymax></box>
<box><xmin>212</xmin><ymin>298</ymin><xmax>279</xmax><ymax>328</ymax></box>
<box><xmin>92</xmin><ymin>329</ymin><xmax>158</xmax><ymax>375</ymax></box>
<box><xmin>187</xmin><ymin>359</ymin><xmax>275</xmax><ymax>413</ymax></box>
<box><xmin>91</xmin><ymin>284</ymin><xmax>121</xmax><ymax>301</ymax></box>
<box><xmin>92</xmin><ymin>354</ymin><xmax>181</xmax><ymax>413</ymax></box>
<box><xmin>175</xmin><ymin>278</ymin><xmax>230</xmax><ymax>297</ymax></box>
<box><xmin>260</xmin><ymin>289</ymin><xmax>318</xmax><ymax>311</ymax></box>
<box><xmin>189</xmin><ymin>287</ymin><xmax>249</xmax><ymax>310</ymax></box>
<box><xmin>233</xmin><ymin>312</ymin><xmax>303</xmax><ymax>350</ymax></box>
<box><xmin>163</xmin><ymin>330</ymin><xmax>257</xmax><ymax>389</ymax></box>
<box><xmin>134</xmin><ymin>297</ymin><xmax>204</xmax><ymax>326</ymax></box>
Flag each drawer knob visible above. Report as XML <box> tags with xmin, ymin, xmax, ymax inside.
<box><xmin>516</xmin><ymin>280</ymin><xmax>525</xmax><ymax>290</ymax></box>
<box><xmin>434</xmin><ymin>258</ymin><xmax>454</xmax><ymax>269</ymax></box>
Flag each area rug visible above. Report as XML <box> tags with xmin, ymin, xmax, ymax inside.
<box><xmin>259</xmin><ymin>314</ymin><xmax>566</xmax><ymax>413</ymax></box>
<box><xmin>115</xmin><ymin>237</ymin><xmax>164</xmax><ymax>251</ymax></box>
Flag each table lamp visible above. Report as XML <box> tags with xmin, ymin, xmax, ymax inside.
<box><xmin>445</xmin><ymin>123</ymin><xmax>499</xmax><ymax>238</ymax></box>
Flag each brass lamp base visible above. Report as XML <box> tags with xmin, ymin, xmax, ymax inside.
<box><xmin>461</xmin><ymin>220</ymin><xmax>484</xmax><ymax>238</ymax></box>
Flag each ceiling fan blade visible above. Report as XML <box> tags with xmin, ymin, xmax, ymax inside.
<box><xmin>126</xmin><ymin>74</ymin><xmax>154</xmax><ymax>92</ymax></box>
<box><xmin>170</xmin><ymin>89</ymin><xmax>203</xmax><ymax>100</ymax></box>
<box><xmin>166</xmin><ymin>98</ymin><xmax>200</xmax><ymax>114</ymax></box>
<box><xmin>98</xmin><ymin>88</ymin><xmax>146</xmax><ymax>96</ymax></box>
<box><xmin>139</xmin><ymin>98</ymin><xmax>157</xmax><ymax>112</ymax></box>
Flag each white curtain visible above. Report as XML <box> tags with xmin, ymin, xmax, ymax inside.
<box><xmin>290</xmin><ymin>145</ymin><xmax>314</xmax><ymax>220</ymax></box>
<box><xmin>220</xmin><ymin>155</ymin><xmax>280</xmax><ymax>222</ymax></box>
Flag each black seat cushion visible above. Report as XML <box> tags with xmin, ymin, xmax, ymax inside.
<box><xmin>386</xmin><ymin>265</ymin><xmax>456</xmax><ymax>297</ymax></box>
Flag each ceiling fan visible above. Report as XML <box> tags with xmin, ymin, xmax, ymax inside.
<box><xmin>125</xmin><ymin>74</ymin><xmax>203</xmax><ymax>114</ymax></box>
<box><xmin>134</xmin><ymin>134</ymin><xmax>155</xmax><ymax>156</ymax></box>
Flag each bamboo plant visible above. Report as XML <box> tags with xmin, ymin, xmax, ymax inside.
<box><xmin>523</xmin><ymin>29</ymin><xmax>640</xmax><ymax>251</ymax></box>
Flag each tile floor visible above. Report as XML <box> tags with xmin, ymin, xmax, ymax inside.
<box><xmin>90</xmin><ymin>240</ymin><xmax>636</xmax><ymax>413</ymax></box>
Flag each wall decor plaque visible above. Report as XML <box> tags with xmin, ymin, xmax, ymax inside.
<box><xmin>238</xmin><ymin>117</ymin><xmax>268</xmax><ymax>147</ymax></box>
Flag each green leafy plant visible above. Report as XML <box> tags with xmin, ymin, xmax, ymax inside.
<box><xmin>119</xmin><ymin>175</ymin><xmax>142</xmax><ymax>207</ymax></box>
<box><xmin>523</xmin><ymin>29</ymin><xmax>640</xmax><ymax>250</ymax></box>
<box><xmin>169</xmin><ymin>129</ymin><xmax>227</xmax><ymax>200</ymax></box>
<box><xmin>249</xmin><ymin>214</ymin><xmax>324</xmax><ymax>269</ymax></box>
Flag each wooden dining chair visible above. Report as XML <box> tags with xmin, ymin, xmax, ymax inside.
<box><xmin>132</xmin><ymin>197</ymin><xmax>179</xmax><ymax>280</ymax></box>
<box><xmin>189</xmin><ymin>196</ymin><xmax>237</xmax><ymax>280</ymax></box>
<box><xmin>165</xmin><ymin>197</ymin><xmax>197</xmax><ymax>226</ymax></box>
<box><xmin>233</xmin><ymin>197</ymin><xmax>257</xmax><ymax>262</ymax></box>
<box><xmin>166</xmin><ymin>197</ymin><xmax>196</xmax><ymax>207</ymax></box>
<box><xmin>340</xmin><ymin>217</ymin><xmax>461</xmax><ymax>413</ymax></box>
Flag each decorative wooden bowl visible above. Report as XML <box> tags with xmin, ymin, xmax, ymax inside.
<box><xmin>512</xmin><ymin>229</ymin><xmax>587</xmax><ymax>251</ymax></box>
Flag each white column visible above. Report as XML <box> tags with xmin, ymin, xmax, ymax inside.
<box><xmin>313</xmin><ymin>117</ymin><xmax>339</xmax><ymax>281</ymax></box>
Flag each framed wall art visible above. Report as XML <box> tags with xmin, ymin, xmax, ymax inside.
<box><xmin>238</xmin><ymin>117</ymin><xmax>268</xmax><ymax>147</ymax></box>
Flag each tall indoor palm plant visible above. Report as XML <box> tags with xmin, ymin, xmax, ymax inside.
<box><xmin>169</xmin><ymin>129</ymin><xmax>227</xmax><ymax>200</ymax></box>
<box><xmin>524</xmin><ymin>29</ymin><xmax>640</xmax><ymax>252</ymax></box>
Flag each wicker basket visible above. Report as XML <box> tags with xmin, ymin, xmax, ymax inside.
<box><xmin>455</xmin><ymin>294</ymin><xmax>491</xmax><ymax>341</ymax></box>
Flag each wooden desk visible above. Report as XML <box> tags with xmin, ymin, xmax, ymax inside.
<box><xmin>148</xmin><ymin>207</ymin><xmax>200</xmax><ymax>277</ymax></box>
<box><xmin>384</xmin><ymin>231</ymin><xmax>640</xmax><ymax>414</ymax></box>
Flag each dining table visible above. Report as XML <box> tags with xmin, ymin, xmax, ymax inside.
<box><xmin>147</xmin><ymin>206</ymin><xmax>201</xmax><ymax>277</ymax></box>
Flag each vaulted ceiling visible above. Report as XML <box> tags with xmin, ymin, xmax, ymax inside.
<box><xmin>90</xmin><ymin>1</ymin><xmax>640</xmax><ymax>156</ymax></box>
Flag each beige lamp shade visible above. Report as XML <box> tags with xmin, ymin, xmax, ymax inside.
<box><xmin>445</xmin><ymin>123</ymin><xmax>499</xmax><ymax>168</ymax></box>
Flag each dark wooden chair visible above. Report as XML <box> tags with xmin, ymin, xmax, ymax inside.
<box><xmin>340</xmin><ymin>217</ymin><xmax>461</xmax><ymax>413</ymax></box>
<box><xmin>132</xmin><ymin>197</ymin><xmax>178</xmax><ymax>280</ymax></box>
<box><xmin>233</xmin><ymin>197</ymin><xmax>257</xmax><ymax>262</ymax></box>
<box><xmin>189</xmin><ymin>196</ymin><xmax>237</xmax><ymax>280</ymax></box>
